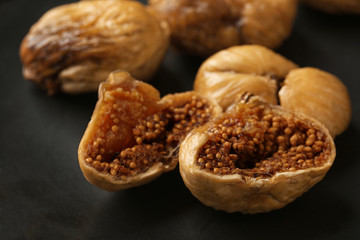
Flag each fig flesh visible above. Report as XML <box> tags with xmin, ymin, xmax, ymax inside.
<box><xmin>179</xmin><ymin>99</ymin><xmax>335</xmax><ymax>213</ymax></box>
<box><xmin>78</xmin><ymin>71</ymin><xmax>221</xmax><ymax>191</ymax></box>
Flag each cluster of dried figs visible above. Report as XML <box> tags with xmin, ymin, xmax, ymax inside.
<box><xmin>20</xmin><ymin>0</ymin><xmax>352</xmax><ymax>214</ymax></box>
<box><xmin>19</xmin><ymin>0</ymin><xmax>359</xmax><ymax>95</ymax></box>
<box><xmin>20</xmin><ymin>0</ymin><xmax>300</xmax><ymax>93</ymax></box>
<box><xmin>180</xmin><ymin>45</ymin><xmax>350</xmax><ymax>213</ymax></box>
<box><xmin>194</xmin><ymin>45</ymin><xmax>351</xmax><ymax>138</ymax></box>
<box><xmin>78</xmin><ymin>44</ymin><xmax>350</xmax><ymax>213</ymax></box>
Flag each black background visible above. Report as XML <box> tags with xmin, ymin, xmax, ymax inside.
<box><xmin>1</xmin><ymin>0</ymin><xmax>360</xmax><ymax>239</ymax></box>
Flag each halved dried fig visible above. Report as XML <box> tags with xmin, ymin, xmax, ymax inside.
<box><xmin>20</xmin><ymin>0</ymin><xmax>169</xmax><ymax>94</ymax></box>
<box><xmin>179</xmin><ymin>99</ymin><xmax>335</xmax><ymax>213</ymax></box>
<box><xmin>194</xmin><ymin>45</ymin><xmax>351</xmax><ymax>137</ymax></box>
<box><xmin>302</xmin><ymin>0</ymin><xmax>360</xmax><ymax>14</ymax></box>
<box><xmin>78</xmin><ymin>71</ymin><xmax>221</xmax><ymax>191</ymax></box>
<box><xmin>148</xmin><ymin>0</ymin><xmax>298</xmax><ymax>56</ymax></box>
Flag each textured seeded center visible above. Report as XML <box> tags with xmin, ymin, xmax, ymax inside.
<box><xmin>85</xmin><ymin>95</ymin><xmax>213</xmax><ymax>179</ymax></box>
<box><xmin>197</xmin><ymin>105</ymin><xmax>331</xmax><ymax>177</ymax></box>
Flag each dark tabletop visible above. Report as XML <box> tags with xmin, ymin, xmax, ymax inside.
<box><xmin>1</xmin><ymin>0</ymin><xmax>360</xmax><ymax>239</ymax></box>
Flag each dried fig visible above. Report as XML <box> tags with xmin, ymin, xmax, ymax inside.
<box><xmin>194</xmin><ymin>45</ymin><xmax>298</xmax><ymax>107</ymax></box>
<box><xmin>179</xmin><ymin>99</ymin><xmax>335</xmax><ymax>213</ymax></box>
<box><xmin>20</xmin><ymin>0</ymin><xmax>169</xmax><ymax>94</ymax></box>
<box><xmin>148</xmin><ymin>0</ymin><xmax>298</xmax><ymax>56</ymax></box>
<box><xmin>302</xmin><ymin>0</ymin><xmax>360</xmax><ymax>14</ymax></box>
<box><xmin>78</xmin><ymin>71</ymin><xmax>221</xmax><ymax>191</ymax></box>
<box><xmin>194</xmin><ymin>45</ymin><xmax>351</xmax><ymax>137</ymax></box>
<box><xmin>279</xmin><ymin>68</ymin><xmax>352</xmax><ymax>137</ymax></box>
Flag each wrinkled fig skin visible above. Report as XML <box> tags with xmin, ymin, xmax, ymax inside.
<box><xmin>148</xmin><ymin>0</ymin><xmax>298</xmax><ymax>56</ymax></box>
<box><xmin>279</xmin><ymin>68</ymin><xmax>351</xmax><ymax>138</ymax></box>
<box><xmin>179</xmin><ymin>101</ymin><xmax>336</xmax><ymax>214</ymax></box>
<box><xmin>302</xmin><ymin>0</ymin><xmax>360</xmax><ymax>14</ymax></box>
<box><xmin>78</xmin><ymin>71</ymin><xmax>221</xmax><ymax>191</ymax></box>
<box><xmin>194</xmin><ymin>45</ymin><xmax>298</xmax><ymax>108</ymax></box>
<box><xmin>194</xmin><ymin>45</ymin><xmax>351</xmax><ymax>137</ymax></box>
<box><xmin>20</xmin><ymin>0</ymin><xmax>169</xmax><ymax>95</ymax></box>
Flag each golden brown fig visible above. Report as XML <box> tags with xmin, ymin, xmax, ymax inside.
<box><xmin>148</xmin><ymin>0</ymin><xmax>298</xmax><ymax>56</ymax></box>
<box><xmin>279</xmin><ymin>68</ymin><xmax>351</xmax><ymax>138</ymax></box>
<box><xmin>194</xmin><ymin>45</ymin><xmax>351</xmax><ymax>137</ymax></box>
<box><xmin>179</xmin><ymin>99</ymin><xmax>335</xmax><ymax>213</ymax></box>
<box><xmin>194</xmin><ymin>45</ymin><xmax>298</xmax><ymax>108</ymax></box>
<box><xmin>302</xmin><ymin>0</ymin><xmax>360</xmax><ymax>14</ymax></box>
<box><xmin>20</xmin><ymin>0</ymin><xmax>169</xmax><ymax>94</ymax></box>
<box><xmin>78</xmin><ymin>71</ymin><xmax>221</xmax><ymax>191</ymax></box>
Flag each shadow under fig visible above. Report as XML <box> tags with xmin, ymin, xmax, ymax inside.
<box><xmin>182</xmin><ymin>187</ymin><xmax>353</xmax><ymax>240</ymax></box>
<box><xmin>81</xmin><ymin>167</ymin><xmax>197</xmax><ymax>238</ymax></box>
<box><xmin>79</xmin><ymin>166</ymin><xmax>354</xmax><ymax>239</ymax></box>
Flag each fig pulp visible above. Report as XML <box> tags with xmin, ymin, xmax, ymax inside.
<box><xmin>179</xmin><ymin>99</ymin><xmax>335</xmax><ymax>213</ymax></box>
<box><xmin>78</xmin><ymin>71</ymin><xmax>221</xmax><ymax>191</ymax></box>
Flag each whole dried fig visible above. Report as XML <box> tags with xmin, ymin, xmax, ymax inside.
<box><xmin>20</xmin><ymin>0</ymin><xmax>169</xmax><ymax>94</ymax></box>
<box><xmin>194</xmin><ymin>45</ymin><xmax>298</xmax><ymax>107</ymax></box>
<box><xmin>302</xmin><ymin>0</ymin><xmax>360</xmax><ymax>14</ymax></box>
<box><xmin>148</xmin><ymin>0</ymin><xmax>298</xmax><ymax>56</ymax></box>
<box><xmin>78</xmin><ymin>71</ymin><xmax>221</xmax><ymax>191</ymax></box>
<box><xmin>179</xmin><ymin>99</ymin><xmax>335</xmax><ymax>213</ymax></box>
<box><xmin>194</xmin><ymin>45</ymin><xmax>351</xmax><ymax>137</ymax></box>
<box><xmin>279</xmin><ymin>68</ymin><xmax>352</xmax><ymax>137</ymax></box>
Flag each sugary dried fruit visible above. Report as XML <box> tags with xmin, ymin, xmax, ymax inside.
<box><xmin>148</xmin><ymin>0</ymin><xmax>298</xmax><ymax>56</ymax></box>
<box><xmin>78</xmin><ymin>71</ymin><xmax>221</xmax><ymax>191</ymax></box>
<box><xmin>179</xmin><ymin>98</ymin><xmax>335</xmax><ymax>213</ymax></box>
<box><xmin>20</xmin><ymin>0</ymin><xmax>169</xmax><ymax>94</ymax></box>
<box><xmin>279</xmin><ymin>68</ymin><xmax>352</xmax><ymax>137</ymax></box>
<box><xmin>194</xmin><ymin>45</ymin><xmax>298</xmax><ymax>107</ymax></box>
<box><xmin>302</xmin><ymin>0</ymin><xmax>360</xmax><ymax>14</ymax></box>
<box><xmin>194</xmin><ymin>45</ymin><xmax>351</xmax><ymax>137</ymax></box>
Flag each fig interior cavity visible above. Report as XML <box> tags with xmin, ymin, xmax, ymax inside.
<box><xmin>196</xmin><ymin>104</ymin><xmax>332</xmax><ymax>177</ymax></box>
<box><xmin>84</xmin><ymin>93</ymin><xmax>214</xmax><ymax>180</ymax></box>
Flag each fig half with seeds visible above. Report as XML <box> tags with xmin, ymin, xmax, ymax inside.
<box><xmin>179</xmin><ymin>98</ymin><xmax>335</xmax><ymax>213</ymax></box>
<box><xmin>194</xmin><ymin>45</ymin><xmax>351</xmax><ymax>137</ymax></box>
<box><xmin>78</xmin><ymin>71</ymin><xmax>221</xmax><ymax>191</ymax></box>
<box><xmin>20</xmin><ymin>0</ymin><xmax>169</xmax><ymax>94</ymax></box>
